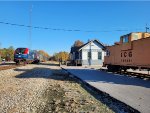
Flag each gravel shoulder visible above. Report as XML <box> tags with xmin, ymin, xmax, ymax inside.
<box><xmin>0</xmin><ymin>62</ymin><xmax>113</xmax><ymax>113</ymax></box>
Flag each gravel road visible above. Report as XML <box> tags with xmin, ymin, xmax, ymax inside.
<box><xmin>0</xmin><ymin>62</ymin><xmax>113</xmax><ymax>113</ymax></box>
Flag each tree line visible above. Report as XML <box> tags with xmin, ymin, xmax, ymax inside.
<box><xmin>50</xmin><ymin>40</ymin><xmax>84</xmax><ymax>62</ymax></box>
<box><xmin>0</xmin><ymin>46</ymin><xmax>50</xmax><ymax>62</ymax></box>
<box><xmin>0</xmin><ymin>40</ymin><xmax>85</xmax><ymax>62</ymax></box>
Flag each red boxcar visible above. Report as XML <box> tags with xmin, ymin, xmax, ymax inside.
<box><xmin>104</xmin><ymin>32</ymin><xmax>150</xmax><ymax>71</ymax></box>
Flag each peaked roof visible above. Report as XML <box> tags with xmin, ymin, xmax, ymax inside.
<box><xmin>78</xmin><ymin>39</ymin><xmax>106</xmax><ymax>51</ymax></box>
<box><xmin>70</xmin><ymin>39</ymin><xmax>106</xmax><ymax>53</ymax></box>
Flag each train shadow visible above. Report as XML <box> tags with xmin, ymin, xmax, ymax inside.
<box><xmin>63</xmin><ymin>68</ymin><xmax>150</xmax><ymax>89</ymax></box>
<box><xmin>14</xmin><ymin>67</ymin><xmax>73</xmax><ymax>82</ymax></box>
<box><xmin>39</xmin><ymin>62</ymin><xmax>60</xmax><ymax>66</ymax></box>
<box><xmin>15</xmin><ymin>67</ymin><xmax>53</xmax><ymax>79</ymax></box>
<box><xmin>14</xmin><ymin>68</ymin><xmax>30</xmax><ymax>72</ymax></box>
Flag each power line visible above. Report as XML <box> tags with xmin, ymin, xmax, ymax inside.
<box><xmin>0</xmin><ymin>21</ymin><xmax>144</xmax><ymax>33</ymax></box>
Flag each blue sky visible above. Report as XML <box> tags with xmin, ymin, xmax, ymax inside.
<box><xmin>0</xmin><ymin>1</ymin><xmax>150</xmax><ymax>55</ymax></box>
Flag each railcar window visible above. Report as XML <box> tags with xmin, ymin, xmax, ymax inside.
<box><xmin>106</xmin><ymin>50</ymin><xmax>110</xmax><ymax>56</ymax></box>
<box><xmin>132</xmin><ymin>33</ymin><xmax>138</xmax><ymax>41</ymax></box>
<box><xmin>123</xmin><ymin>35</ymin><xmax>129</xmax><ymax>43</ymax></box>
<box><xmin>15</xmin><ymin>48</ymin><xmax>26</xmax><ymax>54</ymax></box>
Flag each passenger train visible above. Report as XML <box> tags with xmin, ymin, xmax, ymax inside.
<box><xmin>14</xmin><ymin>48</ymin><xmax>44</xmax><ymax>64</ymax></box>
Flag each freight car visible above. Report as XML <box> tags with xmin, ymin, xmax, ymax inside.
<box><xmin>14</xmin><ymin>48</ymin><xmax>40</xmax><ymax>64</ymax></box>
<box><xmin>104</xmin><ymin>32</ymin><xmax>150</xmax><ymax>72</ymax></box>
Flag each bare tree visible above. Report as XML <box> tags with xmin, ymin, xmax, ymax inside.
<box><xmin>73</xmin><ymin>40</ymin><xmax>84</xmax><ymax>47</ymax></box>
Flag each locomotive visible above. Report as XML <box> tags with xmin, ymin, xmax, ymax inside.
<box><xmin>14</xmin><ymin>48</ymin><xmax>41</xmax><ymax>64</ymax></box>
<box><xmin>104</xmin><ymin>32</ymin><xmax>150</xmax><ymax>72</ymax></box>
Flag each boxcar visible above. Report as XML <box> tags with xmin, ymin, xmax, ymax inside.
<box><xmin>104</xmin><ymin>32</ymin><xmax>150</xmax><ymax>71</ymax></box>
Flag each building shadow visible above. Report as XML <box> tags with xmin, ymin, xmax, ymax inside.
<box><xmin>63</xmin><ymin>68</ymin><xmax>150</xmax><ymax>89</ymax></box>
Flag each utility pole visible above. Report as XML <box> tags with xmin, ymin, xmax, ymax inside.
<box><xmin>29</xmin><ymin>5</ymin><xmax>33</xmax><ymax>49</ymax></box>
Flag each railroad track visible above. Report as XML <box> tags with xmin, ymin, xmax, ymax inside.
<box><xmin>100</xmin><ymin>68</ymin><xmax>150</xmax><ymax>80</ymax></box>
<box><xmin>121</xmin><ymin>71</ymin><xmax>150</xmax><ymax>79</ymax></box>
<box><xmin>0</xmin><ymin>63</ymin><xmax>24</xmax><ymax>71</ymax></box>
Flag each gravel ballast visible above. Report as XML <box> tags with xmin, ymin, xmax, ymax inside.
<box><xmin>0</xmin><ymin>63</ymin><xmax>113</xmax><ymax>113</ymax></box>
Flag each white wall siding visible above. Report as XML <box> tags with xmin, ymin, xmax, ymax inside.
<box><xmin>92</xmin><ymin>51</ymin><xmax>97</xmax><ymax>60</ymax></box>
<box><xmin>82</xmin><ymin>50</ymin><xmax>105</xmax><ymax>61</ymax></box>
<box><xmin>102</xmin><ymin>51</ymin><xmax>106</xmax><ymax>60</ymax></box>
<box><xmin>82</xmin><ymin>51</ymin><xmax>87</xmax><ymax>60</ymax></box>
<box><xmin>81</xmin><ymin>41</ymin><xmax>105</xmax><ymax>61</ymax></box>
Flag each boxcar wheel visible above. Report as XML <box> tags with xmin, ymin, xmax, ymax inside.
<box><xmin>107</xmin><ymin>65</ymin><xmax>113</xmax><ymax>72</ymax></box>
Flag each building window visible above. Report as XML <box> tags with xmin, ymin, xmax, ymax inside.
<box><xmin>98</xmin><ymin>52</ymin><xmax>102</xmax><ymax>60</ymax></box>
<box><xmin>88</xmin><ymin>52</ymin><xmax>91</xmax><ymax>59</ymax></box>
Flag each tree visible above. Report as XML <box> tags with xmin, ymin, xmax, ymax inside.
<box><xmin>52</xmin><ymin>51</ymin><xmax>69</xmax><ymax>61</ymax></box>
<box><xmin>73</xmin><ymin>40</ymin><xmax>84</xmax><ymax>47</ymax></box>
<box><xmin>7</xmin><ymin>46</ymin><xmax>15</xmax><ymax>61</ymax></box>
<box><xmin>52</xmin><ymin>53</ymin><xmax>59</xmax><ymax>61</ymax></box>
<box><xmin>38</xmin><ymin>50</ymin><xmax>50</xmax><ymax>61</ymax></box>
<box><xmin>0</xmin><ymin>46</ymin><xmax>15</xmax><ymax>61</ymax></box>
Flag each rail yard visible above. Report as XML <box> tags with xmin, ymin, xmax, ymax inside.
<box><xmin>0</xmin><ymin>2</ymin><xmax>150</xmax><ymax>113</ymax></box>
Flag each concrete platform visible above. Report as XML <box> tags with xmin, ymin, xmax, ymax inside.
<box><xmin>62</xmin><ymin>66</ymin><xmax>150</xmax><ymax>113</ymax></box>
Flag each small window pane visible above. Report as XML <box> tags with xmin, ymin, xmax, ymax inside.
<box><xmin>132</xmin><ymin>33</ymin><xmax>138</xmax><ymax>41</ymax></box>
<box><xmin>106</xmin><ymin>50</ymin><xmax>110</xmax><ymax>56</ymax></box>
<box><xmin>88</xmin><ymin>52</ymin><xmax>91</xmax><ymax>59</ymax></box>
<box><xmin>98</xmin><ymin>52</ymin><xmax>102</xmax><ymax>60</ymax></box>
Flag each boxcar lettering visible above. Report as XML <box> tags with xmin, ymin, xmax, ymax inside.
<box><xmin>124</xmin><ymin>52</ymin><xmax>127</xmax><ymax>57</ymax></box>
<box><xmin>129</xmin><ymin>51</ymin><xmax>132</xmax><ymax>57</ymax></box>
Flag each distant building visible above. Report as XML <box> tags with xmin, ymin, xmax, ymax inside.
<box><xmin>70</xmin><ymin>40</ymin><xmax>106</xmax><ymax>66</ymax></box>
